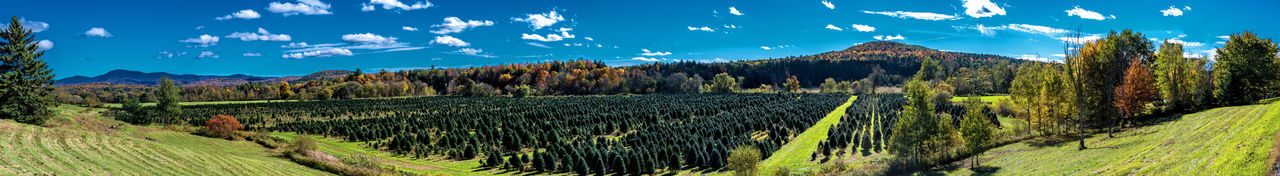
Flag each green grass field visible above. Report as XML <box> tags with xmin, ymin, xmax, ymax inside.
<box><xmin>270</xmin><ymin>132</ymin><xmax>499</xmax><ymax>176</ymax></box>
<box><xmin>103</xmin><ymin>99</ymin><xmax>296</xmax><ymax>108</ymax></box>
<box><xmin>0</xmin><ymin>105</ymin><xmax>330</xmax><ymax>175</ymax></box>
<box><xmin>949</xmin><ymin>95</ymin><xmax>1008</xmax><ymax>103</ymax></box>
<box><xmin>758</xmin><ymin>95</ymin><xmax>858</xmax><ymax>173</ymax></box>
<box><xmin>935</xmin><ymin>101</ymin><xmax>1280</xmax><ymax>175</ymax></box>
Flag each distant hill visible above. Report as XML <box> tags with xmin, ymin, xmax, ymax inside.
<box><xmin>55</xmin><ymin>69</ymin><xmax>352</xmax><ymax>87</ymax></box>
<box><xmin>627</xmin><ymin>41</ymin><xmax>1022</xmax><ymax>87</ymax></box>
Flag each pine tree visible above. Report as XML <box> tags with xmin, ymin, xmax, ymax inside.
<box><xmin>0</xmin><ymin>16</ymin><xmax>56</xmax><ymax>125</ymax></box>
<box><xmin>156</xmin><ymin>77</ymin><xmax>182</xmax><ymax>127</ymax></box>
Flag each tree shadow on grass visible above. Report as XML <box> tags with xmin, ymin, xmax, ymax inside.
<box><xmin>971</xmin><ymin>165</ymin><xmax>1001</xmax><ymax>176</ymax></box>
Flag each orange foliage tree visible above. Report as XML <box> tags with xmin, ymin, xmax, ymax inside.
<box><xmin>1113</xmin><ymin>57</ymin><xmax>1158</xmax><ymax>129</ymax></box>
<box><xmin>205</xmin><ymin>115</ymin><xmax>243</xmax><ymax>139</ymax></box>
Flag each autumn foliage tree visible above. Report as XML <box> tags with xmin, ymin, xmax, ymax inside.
<box><xmin>205</xmin><ymin>115</ymin><xmax>243</xmax><ymax>139</ymax></box>
<box><xmin>1113</xmin><ymin>57</ymin><xmax>1157</xmax><ymax>134</ymax></box>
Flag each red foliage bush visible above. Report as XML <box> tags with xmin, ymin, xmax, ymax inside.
<box><xmin>205</xmin><ymin>115</ymin><xmax>243</xmax><ymax>139</ymax></box>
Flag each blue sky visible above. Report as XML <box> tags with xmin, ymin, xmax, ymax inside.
<box><xmin>3</xmin><ymin>0</ymin><xmax>1277</xmax><ymax>79</ymax></box>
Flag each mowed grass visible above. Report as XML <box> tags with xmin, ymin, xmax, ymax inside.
<box><xmin>270</xmin><ymin>132</ymin><xmax>497</xmax><ymax>176</ymax></box>
<box><xmin>937</xmin><ymin>101</ymin><xmax>1280</xmax><ymax>175</ymax></box>
<box><xmin>0</xmin><ymin>105</ymin><xmax>331</xmax><ymax>175</ymax></box>
<box><xmin>758</xmin><ymin>95</ymin><xmax>858</xmax><ymax>173</ymax></box>
<box><xmin>949</xmin><ymin>95</ymin><xmax>1008</xmax><ymax>103</ymax></box>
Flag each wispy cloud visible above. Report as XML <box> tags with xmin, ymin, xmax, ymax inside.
<box><xmin>226</xmin><ymin>28</ymin><xmax>291</xmax><ymax>41</ymax></box>
<box><xmin>526</xmin><ymin>42</ymin><xmax>551</xmax><ymax>48</ymax></box>
<box><xmin>215</xmin><ymin>9</ymin><xmax>261</xmax><ymax>20</ymax></box>
<box><xmin>197</xmin><ymin>51</ymin><xmax>219</xmax><ymax>59</ymax></box>
<box><xmin>825</xmin><ymin>24</ymin><xmax>843</xmax><ymax>31</ymax></box>
<box><xmin>862</xmin><ymin>11</ymin><xmax>961</xmax><ymax>20</ymax></box>
<box><xmin>453</xmin><ymin>48</ymin><xmax>496</xmax><ymax>58</ymax></box>
<box><xmin>402</xmin><ymin>26</ymin><xmax>417</xmax><ymax>31</ymax></box>
<box><xmin>342</xmin><ymin>33</ymin><xmax>396</xmax><ymax>43</ymax></box>
<box><xmin>640</xmin><ymin>49</ymin><xmax>672</xmax><ymax>56</ymax></box>
<box><xmin>874</xmin><ymin>34</ymin><xmax>905</xmax><ymax>40</ymax></box>
<box><xmin>363</xmin><ymin>0</ymin><xmax>431</xmax><ymax>11</ymax></box>
<box><xmin>429</xmin><ymin>35</ymin><xmax>470</xmax><ymax>47</ymax></box>
<box><xmin>687</xmin><ymin>26</ymin><xmax>715</xmax><ymax>32</ymax></box>
<box><xmin>267</xmin><ymin>0</ymin><xmax>333</xmax><ymax>16</ymax></box>
<box><xmin>179</xmin><ymin>34</ymin><xmax>220</xmax><ymax>47</ymax></box>
<box><xmin>282</xmin><ymin>48</ymin><xmax>353</xmax><ymax>59</ymax></box>
<box><xmin>430</xmin><ymin>17</ymin><xmax>494</xmax><ymax>34</ymax></box>
<box><xmin>821</xmin><ymin>1</ymin><xmax>835</xmax><ymax>9</ymax></box>
<box><xmin>1065</xmin><ymin>6</ymin><xmax>1114</xmax><ymax>20</ymax></box>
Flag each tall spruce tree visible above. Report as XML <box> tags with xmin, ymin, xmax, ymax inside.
<box><xmin>0</xmin><ymin>16</ymin><xmax>56</xmax><ymax>125</ymax></box>
<box><xmin>156</xmin><ymin>77</ymin><xmax>182</xmax><ymax>127</ymax></box>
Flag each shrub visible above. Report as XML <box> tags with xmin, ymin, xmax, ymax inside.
<box><xmin>771</xmin><ymin>167</ymin><xmax>791</xmax><ymax>176</ymax></box>
<box><xmin>726</xmin><ymin>145</ymin><xmax>762</xmax><ymax>176</ymax></box>
<box><xmin>292</xmin><ymin>135</ymin><xmax>318</xmax><ymax>154</ymax></box>
<box><xmin>203</xmin><ymin>115</ymin><xmax>243</xmax><ymax>139</ymax></box>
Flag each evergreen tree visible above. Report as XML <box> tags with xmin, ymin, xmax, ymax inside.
<box><xmin>156</xmin><ymin>77</ymin><xmax>182</xmax><ymax>127</ymax></box>
<box><xmin>0</xmin><ymin>16</ymin><xmax>56</xmax><ymax>125</ymax></box>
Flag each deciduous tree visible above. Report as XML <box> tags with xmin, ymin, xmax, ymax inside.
<box><xmin>1113</xmin><ymin>57</ymin><xmax>1157</xmax><ymax>135</ymax></box>
<box><xmin>1212</xmin><ymin>31</ymin><xmax>1280</xmax><ymax>105</ymax></box>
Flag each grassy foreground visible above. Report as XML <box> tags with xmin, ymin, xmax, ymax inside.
<box><xmin>758</xmin><ymin>95</ymin><xmax>858</xmax><ymax>173</ymax></box>
<box><xmin>0</xmin><ymin>105</ymin><xmax>330</xmax><ymax>175</ymax></box>
<box><xmin>936</xmin><ymin>101</ymin><xmax>1280</xmax><ymax>175</ymax></box>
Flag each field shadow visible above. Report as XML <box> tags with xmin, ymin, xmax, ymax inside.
<box><xmin>971</xmin><ymin>165</ymin><xmax>1001</xmax><ymax>176</ymax></box>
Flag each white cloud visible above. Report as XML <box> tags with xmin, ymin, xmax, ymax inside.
<box><xmin>364</xmin><ymin>0</ymin><xmax>431</xmax><ymax>11</ymax></box>
<box><xmin>36</xmin><ymin>40</ymin><xmax>52</xmax><ymax>51</ymax></box>
<box><xmin>822</xmin><ymin>1</ymin><xmax>835</xmax><ymax>9</ymax></box>
<box><xmin>584</xmin><ymin>37</ymin><xmax>594</xmax><ymax>41</ymax></box>
<box><xmin>825</xmin><ymin>24</ymin><xmax>843</xmax><ymax>31</ymax></box>
<box><xmin>521</xmin><ymin>30</ymin><xmax>575</xmax><ymax>42</ymax></box>
<box><xmin>1018</xmin><ymin>54</ymin><xmax>1059</xmax><ymax>63</ymax></box>
<box><xmin>267</xmin><ymin>0</ymin><xmax>333</xmax><ymax>16</ymax></box>
<box><xmin>156</xmin><ymin>51</ymin><xmax>187</xmax><ymax>59</ymax></box>
<box><xmin>197</xmin><ymin>51</ymin><xmax>219</xmax><ymax>58</ymax></box>
<box><xmin>874</xmin><ymin>34</ymin><xmax>905</xmax><ymax>40</ymax></box>
<box><xmin>1051</xmin><ymin>54</ymin><xmax>1067</xmax><ymax>58</ymax></box>
<box><xmin>1161</xmin><ymin>6</ymin><xmax>1183</xmax><ymax>16</ymax></box>
<box><xmin>526</xmin><ymin>42</ymin><xmax>550</xmax><ymax>48</ymax></box>
<box><xmin>723</xmin><ymin>25</ymin><xmax>739</xmax><ymax>29</ymax></box>
<box><xmin>956</xmin><ymin>24</ymin><xmax>1069</xmax><ymax>37</ymax></box>
<box><xmin>430</xmin><ymin>17</ymin><xmax>494</xmax><ymax>34</ymax></box>
<box><xmin>1055</xmin><ymin>34</ymin><xmax>1102</xmax><ymax>44</ymax></box>
<box><xmin>215</xmin><ymin>9</ymin><xmax>261</xmax><ymax>20</ymax></box>
<box><xmin>226</xmin><ymin>28</ymin><xmax>291</xmax><ymax>41</ymax></box>
<box><xmin>1166</xmin><ymin>38</ymin><xmax>1204</xmax><ymax>47</ymax></box>
<box><xmin>962</xmin><ymin>0</ymin><xmax>1006</xmax><ymax>18</ymax></box>
<box><xmin>1065</xmin><ymin>6</ymin><xmax>1113</xmax><ymax>20</ymax></box>
<box><xmin>640</xmin><ymin>49</ymin><xmax>672</xmax><ymax>56</ymax></box>
<box><xmin>729</xmin><ymin>7</ymin><xmax>743</xmax><ymax>16</ymax></box>
<box><xmin>1184</xmin><ymin>6</ymin><xmax>1192</xmax><ymax>10</ymax></box>
<box><xmin>453</xmin><ymin>48</ymin><xmax>495</xmax><ymax>58</ymax></box>
<box><xmin>687</xmin><ymin>26</ymin><xmax>715</xmax><ymax>32</ymax></box>
<box><xmin>342</xmin><ymin>33</ymin><xmax>396</xmax><ymax>43</ymax></box>
<box><xmin>429</xmin><ymin>35</ymin><xmax>469</xmax><ymax>47</ymax></box>
<box><xmin>402</xmin><ymin>26</ymin><xmax>418</xmax><ymax>31</ymax></box>
<box><xmin>83</xmin><ymin>28</ymin><xmax>112</xmax><ymax>38</ymax></box>
<box><xmin>195</xmin><ymin>26</ymin><xmax>206</xmax><ymax>30</ymax></box>
<box><xmin>180</xmin><ymin>34</ymin><xmax>220</xmax><ymax>47</ymax></box>
<box><xmin>362</xmin><ymin>4</ymin><xmax>376</xmax><ymax>11</ymax></box>
<box><xmin>282</xmin><ymin>48</ymin><xmax>353</xmax><ymax>59</ymax></box>
<box><xmin>862</xmin><ymin>11</ymin><xmax>961</xmax><ymax>20</ymax></box>
<box><xmin>760</xmin><ymin>46</ymin><xmax>773</xmax><ymax>50</ymax></box>
<box><xmin>243</xmin><ymin>53</ymin><xmax>263</xmax><ymax>56</ymax></box>
<box><xmin>0</xmin><ymin>18</ymin><xmax>49</xmax><ymax>32</ymax></box>
<box><xmin>851</xmin><ymin>24</ymin><xmax>876</xmax><ymax>32</ymax></box>
<box><xmin>632</xmin><ymin>57</ymin><xmax>660</xmax><ymax>62</ymax></box>
<box><xmin>512</xmin><ymin>11</ymin><xmax>564</xmax><ymax>30</ymax></box>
